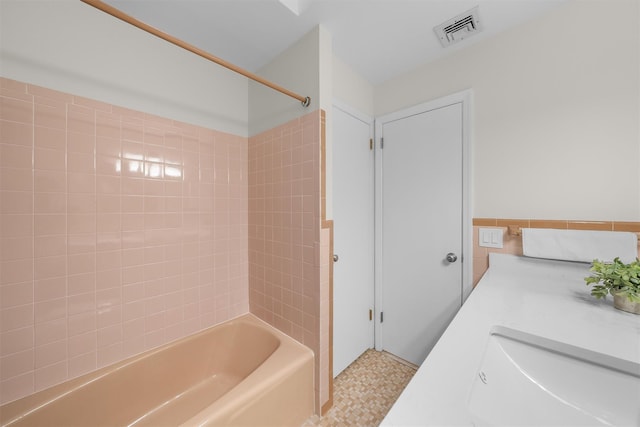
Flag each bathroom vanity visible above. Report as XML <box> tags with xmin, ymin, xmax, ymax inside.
<box><xmin>381</xmin><ymin>253</ymin><xmax>640</xmax><ymax>426</ymax></box>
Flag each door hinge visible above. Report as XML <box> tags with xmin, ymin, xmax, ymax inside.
<box><xmin>369</xmin><ymin>309</ymin><xmax>373</xmax><ymax>321</ymax></box>
<box><xmin>369</xmin><ymin>138</ymin><xmax>373</xmax><ymax>151</ymax></box>
<box><xmin>380</xmin><ymin>137</ymin><xmax>384</xmax><ymax>149</ymax></box>
<box><xmin>380</xmin><ymin>311</ymin><xmax>384</xmax><ymax>323</ymax></box>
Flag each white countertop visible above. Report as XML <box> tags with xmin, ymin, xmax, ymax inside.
<box><xmin>381</xmin><ymin>253</ymin><xmax>640</xmax><ymax>426</ymax></box>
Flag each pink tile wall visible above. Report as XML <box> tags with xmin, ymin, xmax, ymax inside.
<box><xmin>472</xmin><ymin>226</ymin><xmax>523</xmax><ymax>286</ymax></box>
<box><xmin>0</xmin><ymin>77</ymin><xmax>249</xmax><ymax>404</ymax></box>
<box><xmin>248</xmin><ymin>111</ymin><xmax>325</xmax><ymax>412</ymax></box>
<box><xmin>319</xmin><ymin>226</ymin><xmax>330</xmax><ymax>406</ymax></box>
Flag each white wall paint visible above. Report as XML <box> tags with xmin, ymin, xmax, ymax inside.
<box><xmin>248</xmin><ymin>26</ymin><xmax>321</xmax><ymax>136</ymax></box>
<box><xmin>375</xmin><ymin>0</ymin><xmax>640</xmax><ymax>221</ymax></box>
<box><xmin>332</xmin><ymin>57</ymin><xmax>374</xmax><ymax>117</ymax></box>
<box><xmin>319</xmin><ymin>26</ymin><xmax>333</xmax><ymax>220</ymax></box>
<box><xmin>331</xmin><ymin>54</ymin><xmax>376</xmax><ymax>222</ymax></box>
<box><xmin>0</xmin><ymin>0</ymin><xmax>248</xmax><ymax>136</ymax></box>
<box><xmin>249</xmin><ymin>25</ymin><xmax>334</xmax><ymax>218</ymax></box>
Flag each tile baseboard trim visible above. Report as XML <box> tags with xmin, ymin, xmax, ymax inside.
<box><xmin>473</xmin><ymin>218</ymin><xmax>640</xmax><ymax>232</ymax></box>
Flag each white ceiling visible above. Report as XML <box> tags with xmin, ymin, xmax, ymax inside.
<box><xmin>103</xmin><ymin>0</ymin><xmax>568</xmax><ymax>85</ymax></box>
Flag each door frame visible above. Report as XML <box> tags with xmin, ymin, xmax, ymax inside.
<box><xmin>331</xmin><ymin>98</ymin><xmax>375</xmax><ymax>375</ymax></box>
<box><xmin>373</xmin><ymin>90</ymin><xmax>473</xmax><ymax>352</ymax></box>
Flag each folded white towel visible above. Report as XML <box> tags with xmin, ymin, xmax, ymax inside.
<box><xmin>521</xmin><ymin>228</ymin><xmax>637</xmax><ymax>263</ymax></box>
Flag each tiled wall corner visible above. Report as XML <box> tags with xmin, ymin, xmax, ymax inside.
<box><xmin>248</xmin><ymin>110</ymin><xmax>325</xmax><ymax>413</ymax></box>
<box><xmin>0</xmin><ymin>77</ymin><xmax>249</xmax><ymax>404</ymax></box>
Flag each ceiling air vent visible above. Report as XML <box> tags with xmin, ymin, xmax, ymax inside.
<box><xmin>434</xmin><ymin>7</ymin><xmax>482</xmax><ymax>47</ymax></box>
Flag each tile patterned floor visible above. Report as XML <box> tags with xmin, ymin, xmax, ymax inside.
<box><xmin>304</xmin><ymin>349</ymin><xmax>417</xmax><ymax>427</ymax></box>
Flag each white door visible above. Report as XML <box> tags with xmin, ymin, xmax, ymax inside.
<box><xmin>332</xmin><ymin>103</ymin><xmax>375</xmax><ymax>377</ymax></box>
<box><xmin>376</xmin><ymin>95</ymin><xmax>470</xmax><ymax>366</ymax></box>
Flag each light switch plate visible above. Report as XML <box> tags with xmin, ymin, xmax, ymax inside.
<box><xmin>479</xmin><ymin>228</ymin><xmax>503</xmax><ymax>248</ymax></box>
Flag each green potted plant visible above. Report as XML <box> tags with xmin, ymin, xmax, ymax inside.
<box><xmin>585</xmin><ymin>257</ymin><xmax>640</xmax><ymax>315</ymax></box>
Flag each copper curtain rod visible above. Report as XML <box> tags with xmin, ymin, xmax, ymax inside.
<box><xmin>80</xmin><ymin>0</ymin><xmax>311</xmax><ymax>107</ymax></box>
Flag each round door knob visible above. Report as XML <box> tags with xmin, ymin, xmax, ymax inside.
<box><xmin>446</xmin><ymin>252</ymin><xmax>458</xmax><ymax>263</ymax></box>
<box><xmin>333</xmin><ymin>254</ymin><xmax>339</xmax><ymax>262</ymax></box>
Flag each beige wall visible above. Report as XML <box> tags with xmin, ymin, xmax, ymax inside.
<box><xmin>0</xmin><ymin>0</ymin><xmax>248</xmax><ymax>136</ymax></box>
<box><xmin>318</xmin><ymin>27</ymin><xmax>334</xmax><ymax>221</ymax></box>
<box><xmin>375</xmin><ymin>0</ymin><xmax>640</xmax><ymax>221</ymax></box>
<box><xmin>332</xmin><ymin>57</ymin><xmax>375</xmax><ymax>118</ymax></box>
<box><xmin>248</xmin><ymin>27</ymin><xmax>321</xmax><ymax>137</ymax></box>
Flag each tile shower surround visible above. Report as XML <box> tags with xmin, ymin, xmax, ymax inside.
<box><xmin>248</xmin><ymin>111</ymin><xmax>330</xmax><ymax>413</ymax></box>
<box><xmin>0</xmin><ymin>77</ymin><xmax>250</xmax><ymax>404</ymax></box>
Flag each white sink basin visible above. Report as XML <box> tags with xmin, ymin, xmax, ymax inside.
<box><xmin>468</xmin><ymin>326</ymin><xmax>640</xmax><ymax>426</ymax></box>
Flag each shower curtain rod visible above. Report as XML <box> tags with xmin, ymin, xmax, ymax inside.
<box><xmin>80</xmin><ymin>0</ymin><xmax>311</xmax><ymax>107</ymax></box>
